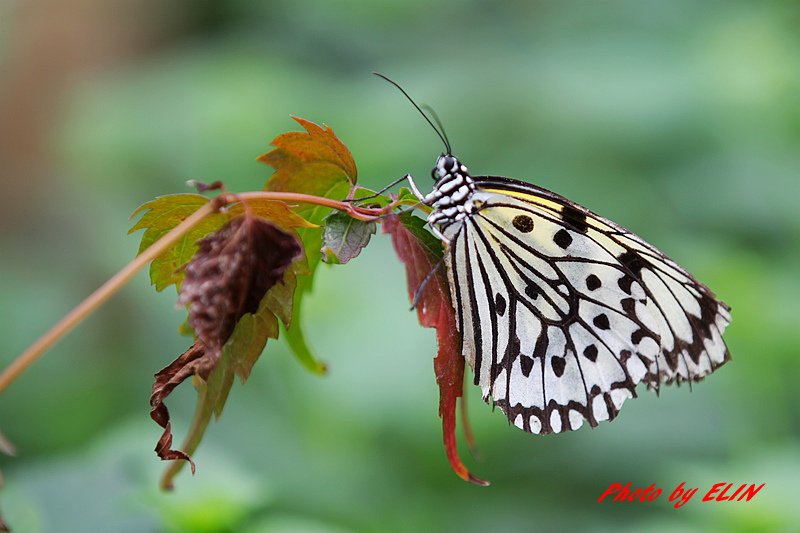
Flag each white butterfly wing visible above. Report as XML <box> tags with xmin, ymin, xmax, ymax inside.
<box><xmin>443</xmin><ymin>177</ymin><xmax>730</xmax><ymax>434</ymax></box>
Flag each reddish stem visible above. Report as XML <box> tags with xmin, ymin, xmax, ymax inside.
<box><xmin>0</xmin><ymin>190</ymin><xmax>395</xmax><ymax>393</ymax></box>
<box><xmin>224</xmin><ymin>192</ymin><xmax>393</xmax><ymax>221</ymax></box>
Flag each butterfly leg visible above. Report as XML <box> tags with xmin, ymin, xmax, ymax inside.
<box><xmin>406</xmin><ymin>174</ymin><xmax>433</xmax><ymax>204</ymax></box>
<box><xmin>406</xmin><ymin>173</ymin><xmax>451</xmax><ymax>243</ymax></box>
<box><xmin>410</xmin><ymin>254</ymin><xmax>447</xmax><ymax>310</ymax></box>
<box><xmin>428</xmin><ymin>223</ymin><xmax>449</xmax><ymax>243</ymax></box>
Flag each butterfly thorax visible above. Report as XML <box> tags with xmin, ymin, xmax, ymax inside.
<box><xmin>425</xmin><ymin>155</ymin><xmax>478</xmax><ymax>229</ymax></box>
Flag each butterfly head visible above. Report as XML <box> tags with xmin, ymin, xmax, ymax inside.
<box><xmin>432</xmin><ymin>154</ymin><xmax>467</xmax><ymax>182</ymax></box>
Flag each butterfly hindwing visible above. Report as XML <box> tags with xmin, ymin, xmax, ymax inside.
<box><xmin>442</xmin><ymin>176</ymin><xmax>730</xmax><ymax>434</ymax></box>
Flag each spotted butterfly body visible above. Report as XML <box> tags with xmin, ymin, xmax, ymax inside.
<box><xmin>411</xmin><ymin>154</ymin><xmax>731</xmax><ymax>435</ymax></box>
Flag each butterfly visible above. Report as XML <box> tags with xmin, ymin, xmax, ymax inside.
<box><xmin>378</xmin><ymin>74</ymin><xmax>731</xmax><ymax>435</ymax></box>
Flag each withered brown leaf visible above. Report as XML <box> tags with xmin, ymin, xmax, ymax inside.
<box><xmin>179</xmin><ymin>215</ymin><xmax>301</xmax><ymax>355</ymax></box>
<box><xmin>151</xmin><ymin>214</ymin><xmax>301</xmax><ymax>473</ymax></box>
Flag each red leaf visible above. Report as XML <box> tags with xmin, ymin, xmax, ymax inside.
<box><xmin>383</xmin><ymin>213</ymin><xmax>488</xmax><ymax>486</ymax></box>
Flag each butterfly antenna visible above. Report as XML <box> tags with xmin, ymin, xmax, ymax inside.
<box><xmin>341</xmin><ymin>175</ymin><xmax>409</xmax><ymax>202</ymax></box>
<box><xmin>373</xmin><ymin>72</ymin><xmax>452</xmax><ymax>154</ymax></box>
<box><xmin>421</xmin><ymin>104</ymin><xmax>452</xmax><ymax>155</ymax></box>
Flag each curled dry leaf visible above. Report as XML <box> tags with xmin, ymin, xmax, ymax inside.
<box><xmin>179</xmin><ymin>215</ymin><xmax>301</xmax><ymax>353</ymax></box>
<box><xmin>150</xmin><ymin>215</ymin><xmax>301</xmax><ymax>475</ymax></box>
<box><xmin>383</xmin><ymin>213</ymin><xmax>488</xmax><ymax>486</ymax></box>
<box><xmin>150</xmin><ymin>343</ymin><xmax>208</xmax><ymax>472</ymax></box>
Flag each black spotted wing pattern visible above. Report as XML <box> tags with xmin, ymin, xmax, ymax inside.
<box><xmin>442</xmin><ymin>176</ymin><xmax>730</xmax><ymax>434</ymax></box>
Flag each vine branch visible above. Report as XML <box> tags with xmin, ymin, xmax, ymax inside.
<box><xmin>0</xmin><ymin>191</ymin><xmax>394</xmax><ymax>393</ymax></box>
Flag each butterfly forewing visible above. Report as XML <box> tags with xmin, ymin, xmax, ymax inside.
<box><xmin>442</xmin><ymin>176</ymin><xmax>730</xmax><ymax>434</ymax></box>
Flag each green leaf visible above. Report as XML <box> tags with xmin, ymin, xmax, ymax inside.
<box><xmin>129</xmin><ymin>194</ymin><xmax>313</xmax><ymax>293</ymax></box>
<box><xmin>396</xmin><ymin>187</ymin><xmax>422</xmax><ymax>206</ymax></box>
<box><xmin>262</xmin><ymin>260</ymin><xmax>302</xmax><ymax>329</ymax></box>
<box><xmin>129</xmin><ymin>194</ymin><xmax>227</xmax><ymax>292</ymax></box>
<box><xmin>396</xmin><ymin>211</ymin><xmax>443</xmax><ymax>259</ymax></box>
<box><xmin>258</xmin><ymin>117</ymin><xmax>359</xmax><ymax>372</ymax></box>
<box><xmin>321</xmin><ymin>211</ymin><xmax>376</xmax><ymax>265</ymax></box>
<box><xmin>346</xmin><ymin>185</ymin><xmax>394</xmax><ymax>208</ymax></box>
<box><xmin>279</xmin><ymin>226</ymin><xmax>330</xmax><ymax>375</ymax></box>
<box><xmin>178</xmin><ymin>317</ymin><xmax>195</xmax><ymax>337</ymax></box>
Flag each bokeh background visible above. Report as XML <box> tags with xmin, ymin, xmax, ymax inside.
<box><xmin>1</xmin><ymin>1</ymin><xmax>799</xmax><ymax>531</ymax></box>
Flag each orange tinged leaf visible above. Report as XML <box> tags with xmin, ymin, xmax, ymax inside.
<box><xmin>260</xmin><ymin>116</ymin><xmax>356</xmax><ymax>203</ymax></box>
<box><xmin>257</xmin><ymin>116</ymin><xmax>357</xmax><ymax>373</ymax></box>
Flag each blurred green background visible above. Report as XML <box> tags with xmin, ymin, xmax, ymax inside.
<box><xmin>1</xmin><ymin>1</ymin><xmax>799</xmax><ymax>531</ymax></box>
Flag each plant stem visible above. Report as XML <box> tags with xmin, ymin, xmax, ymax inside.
<box><xmin>0</xmin><ymin>191</ymin><xmax>392</xmax><ymax>394</ymax></box>
<box><xmin>0</xmin><ymin>201</ymin><xmax>217</xmax><ymax>394</ymax></box>
<box><xmin>227</xmin><ymin>191</ymin><xmax>391</xmax><ymax>221</ymax></box>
